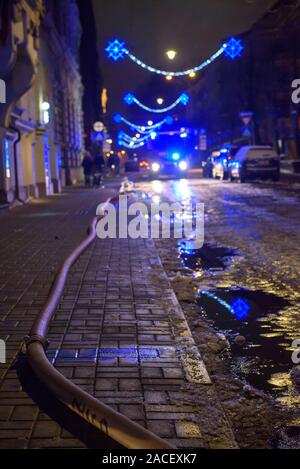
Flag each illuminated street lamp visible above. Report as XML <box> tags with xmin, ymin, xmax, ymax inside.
<box><xmin>41</xmin><ymin>101</ymin><xmax>50</xmax><ymax>124</ymax></box>
<box><xmin>166</xmin><ymin>50</ymin><xmax>177</xmax><ymax>60</ymax></box>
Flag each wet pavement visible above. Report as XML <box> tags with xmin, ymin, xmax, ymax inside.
<box><xmin>0</xmin><ymin>183</ymin><xmax>237</xmax><ymax>449</ymax></box>
<box><xmin>134</xmin><ymin>178</ymin><xmax>300</xmax><ymax>422</ymax></box>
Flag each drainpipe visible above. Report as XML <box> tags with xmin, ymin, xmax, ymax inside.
<box><xmin>9</xmin><ymin>124</ymin><xmax>26</xmax><ymax>204</ymax></box>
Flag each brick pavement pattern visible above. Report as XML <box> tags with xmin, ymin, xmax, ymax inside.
<box><xmin>0</xmin><ymin>185</ymin><xmax>236</xmax><ymax>449</ymax></box>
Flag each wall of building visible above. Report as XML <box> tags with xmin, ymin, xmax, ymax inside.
<box><xmin>0</xmin><ymin>0</ymin><xmax>85</xmax><ymax>206</ymax></box>
<box><xmin>192</xmin><ymin>0</ymin><xmax>300</xmax><ymax>159</ymax></box>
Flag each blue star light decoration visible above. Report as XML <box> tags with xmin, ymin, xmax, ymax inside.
<box><xmin>180</xmin><ymin>93</ymin><xmax>190</xmax><ymax>106</ymax></box>
<box><xmin>231</xmin><ymin>297</ymin><xmax>250</xmax><ymax>320</ymax></box>
<box><xmin>105</xmin><ymin>39</ymin><xmax>127</xmax><ymax>62</ymax></box>
<box><xmin>224</xmin><ymin>37</ymin><xmax>244</xmax><ymax>60</ymax></box>
<box><xmin>124</xmin><ymin>93</ymin><xmax>135</xmax><ymax>105</ymax></box>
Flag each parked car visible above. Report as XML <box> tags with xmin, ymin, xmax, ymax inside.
<box><xmin>228</xmin><ymin>146</ymin><xmax>280</xmax><ymax>183</ymax></box>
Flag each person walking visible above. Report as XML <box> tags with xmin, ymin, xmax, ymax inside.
<box><xmin>108</xmin><ymin>153</ymin><xmax>120</xmax><ymax>176</ymax></box>
<box><xmin>81</xmin><ymin>151</ymin><xmax>93</xmax><ymax>187</ymax></box>
<box><xmin>93</xmin><ymin>153</ymin><xmax>105</xmax><ymax>187</ymax></box>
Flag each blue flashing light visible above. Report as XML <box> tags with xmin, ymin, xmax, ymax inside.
<box><xmin>172</xmin><ymin>153</ymin><xmax>180</xmax><ymax>161</ymax></box>
<box><xmin>224</xmin><ymin>37</ymin><xmax>244</xmax><ymax>60</ymax></box>
<box><xmin>105</xmin><ymin>39</ymin><xmax>127</xmax><ymax>61</ymax></box>
<box><xmin>231</xmin><ymin>297</ymin><xmax>250</xmax><ymax>320</ymax></box>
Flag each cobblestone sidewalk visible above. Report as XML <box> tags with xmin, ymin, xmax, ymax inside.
<box><xmin>0</xmin><ymin>185</ymin><xmax>237</xmax><ymax>449</ymax></box>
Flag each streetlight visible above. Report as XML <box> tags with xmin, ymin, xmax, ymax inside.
<box><xmin>166</xmin><ymin>50</ymin><xmax>177</xmax><ymax>60</ymax></box>
<box><xmin>157</xmin><ymin>97</ymin><xmax>164</xmax><ymax>105</ymax></box>
<box><xmin>41</xmin><ymin>101</ymin><xmax>50</xmax><ymax>124</ymax></box>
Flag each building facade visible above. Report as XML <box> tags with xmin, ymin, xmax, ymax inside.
<box><xmin>192</xmin><ymin>0</ymin><xmax>300</xmax><ymax>164</ymax></box>
<box><xmin>0</xmin><ymin>0</ymin><xmax>84</xmax><ymax>205</ymax></box>
<box><xmin>77</xmin><ymin>0</ymin><xmax>103</xmax><ymax>152</ymax></box>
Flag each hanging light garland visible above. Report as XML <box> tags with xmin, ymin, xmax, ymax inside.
<box><xmin>113</xmin><ymin>114</ymin><xmax>173</xmax><ymax>133</ymax></box>
<box><xmin>118</xmin><ymin>130</ymin><xmax>155</xmax><ymax>148</ymax></box>
<box><xmin>123</xmin><ymin>92</ymin><xmax>190</xmax><ymax>113</ymax></box>
<box><xmin>105</xmin><ymin>37</ymin><xmax>244</xmax><ymax>76</ymax></box>
<box><xmin>120</xmin><ymin>140</ymin><xmax>146</xmax><ymax>149</ymax></box>
<box><xmin>118</xmin><ymin>124</ymin><xmax>159</xmax><ymax>148</ymax></box>
<box><xmin>119</xmin><ymin>131</ymin><xmax>152</xmax><ymax>144</ymax></box>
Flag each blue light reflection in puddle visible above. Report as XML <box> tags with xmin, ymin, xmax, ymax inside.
<box><xmin>197</xmin><ymin>288</ymin><xmax>292</xmax><ymax>393</ymax></box>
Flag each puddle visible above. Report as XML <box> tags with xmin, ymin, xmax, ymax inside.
<box><xmin>196</xmin><ymin>288</ymin><xmax>296</xmax><ymax>394</ymax></box>
<box><xmin>179</xmin><ymin>242</ymin><xmax>238</xmax><ymax>271</ymax></box>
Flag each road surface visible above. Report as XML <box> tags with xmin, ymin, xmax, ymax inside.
<box><xmin>134</xmin><ymin>177</ymin><xmax>300</xmax><ymax>421</ymax></box>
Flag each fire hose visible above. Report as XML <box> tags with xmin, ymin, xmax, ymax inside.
<box><xmin>25</xmin><ymin>196</ymin><xmax>175</xmax><ymax>449</ymax></box>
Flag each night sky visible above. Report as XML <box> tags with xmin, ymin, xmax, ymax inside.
<box><xmin>92</xmin><ymin>0</ymin><xmax>277</xmax><ymax>115</ymax></box>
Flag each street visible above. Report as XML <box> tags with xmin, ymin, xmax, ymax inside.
<box><xmin>134</xmin><ymin>177</ymin><xmax>300</xmax><ymax>419</ymax></box>
<box><xmin>1</xmin><ymin>0</ymin><xmax>300</xmax><ymax>458</ymax></box>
